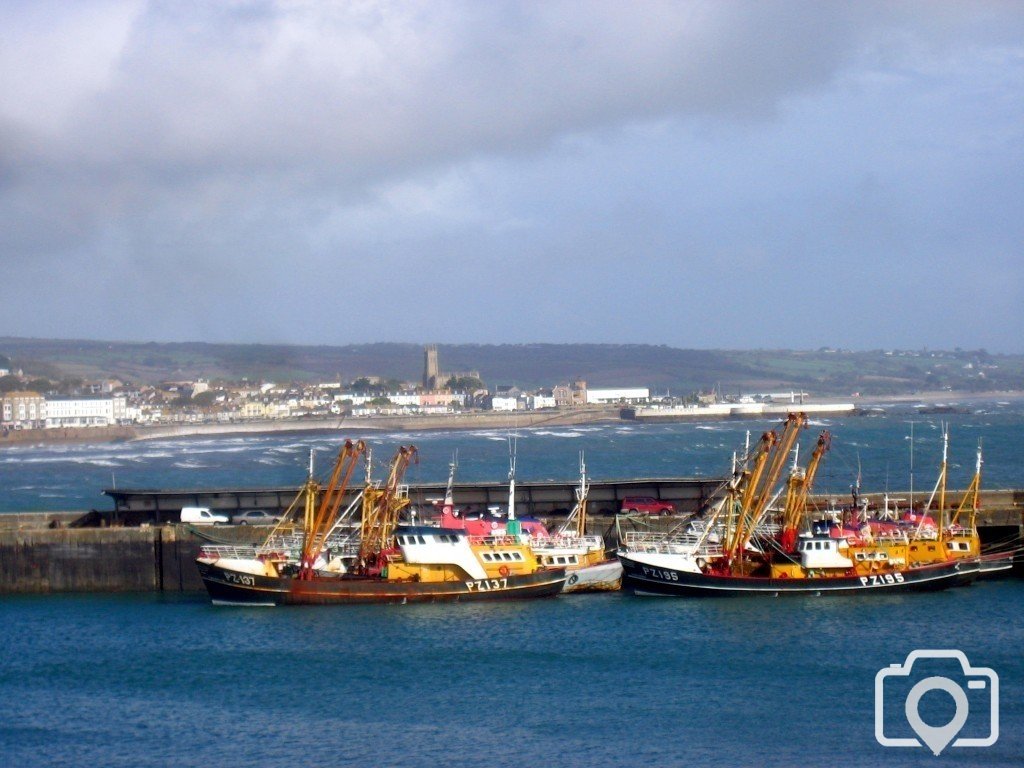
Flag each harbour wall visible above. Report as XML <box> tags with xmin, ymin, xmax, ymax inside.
<box><xmin>0</xmin><ymin>526</ymin><xmax>206</xmax><ymax>594</ymax></box>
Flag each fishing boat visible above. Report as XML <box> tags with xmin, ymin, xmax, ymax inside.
<box><xmin>877</xmin><ymin>432</ymin><xmax>1016</xmax><ymax>576</ymax></box>
<box><xmin>619</xmin><ymin>541</ymin><xmax>975</xmax><ymax>597</ymax></box>
<box><xmin>436</xmin><ymin>445</ymin><xmax>620</xmax><ymax>592</ymax></box>
<box><xmin>529</xmin><ymin>453</ymin><xmax>622</xmax><ymax>592</ymax></box>
<box><xmin>619</xmin><ymin>413</ymin><xmax>978</xmax><ymax>597</ymax></box>
<box><xmin>196</xmin><ymin>440</ymin><xmax>566</xmax><ymax>605</ymax></box>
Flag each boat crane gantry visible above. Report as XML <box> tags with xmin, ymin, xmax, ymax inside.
<box><xmin>358</xmin><ymin>445</ymin><xmax>418</xmax><ymax>570</ymax></box>
<box><xmin>780</xmin><ymin>429</ymin><xmax>831</xmax><ymax>551</ymax></box>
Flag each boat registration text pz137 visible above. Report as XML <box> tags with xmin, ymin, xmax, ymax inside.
<box><xmin>465</xmin><ymin>578</ymin><xmax>508</xmax><ymax>591</ymax></box>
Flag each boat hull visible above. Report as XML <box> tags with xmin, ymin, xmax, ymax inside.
<box><xmin>977</xmin><ymin>551</ymin><xmax>1016</xmax><ymax>579</ymax></box>
<box><xmin>197</xmin><ymin>560</ymin><xmax>567</xmax><ymax>605</ymax></box>
<box><xmin>562</xmin><ymin>559</ymin><xmax>623</xmax><ymax>593</ymax></box>
<box><xmin>619</xmin><ymin>553</ymin><xmax>976</xmax><ymax>597</ymax></box>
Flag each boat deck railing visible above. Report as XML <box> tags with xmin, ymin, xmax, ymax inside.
<box><xmin>531</xmin><ymin>534</ymin><xmax>604</xmax><ymax>550</ymax></box>
<box><xmin>620</xmin><ymin>530</ymin><xmax>723</xmax><ymax>557</ymax></box>
<box><xmin>199</xmin><ymin>545</ymin><xmax>260</xmax><ymax>559</ymax></box>
<box><xmin>469</xmin><ymin>534</ymin><xmax>524</xmax><ymax>547</ymax></box>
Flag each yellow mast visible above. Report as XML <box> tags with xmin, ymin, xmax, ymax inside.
<box><xmin>727</xmin><ymin>429</ymin><xmax>776</xmax><ymax>559</ymax></box>
<box><xmin>298</xmin><ymin>439</ymin><xmax>366</xmax><ymax>579</ymax></box>
<box><xmin>728</xmin><ymin>413</ymin><xmax>807</xmax><ymax>566</ymax></box>
<box><xmin>951</xmin><ymin>441</ymin><xmax>982</xmax><ymax>531</ymax></box>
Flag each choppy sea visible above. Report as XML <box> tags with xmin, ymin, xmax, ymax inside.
<box><xmin>1</xmin><ymin>399</ymin><xmax>1022</xmax><ymax>766</ymax></box>
<box><xmin>2</xmin><ymin>398</ymin><xmax>1024</xmax><ymax>514</ymax></box>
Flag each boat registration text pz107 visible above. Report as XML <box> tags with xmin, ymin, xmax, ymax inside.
<box><xmin>860</xmin><ymin>572</ymin><xmax>905</xmax><ymax>587</ymax></box>
<box><xmin>465</xmin><ymin>578</ymin><xmax>508</xmax><ymax>591</ymax></box>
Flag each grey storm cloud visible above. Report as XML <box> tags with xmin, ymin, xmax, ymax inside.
<box><xmin>1</xmin><ymin>3</ymin><xmax>947</xmax><ymax>193</ymax></box>
<box><xmin>1</xmin><ymin>1</ymin><xmax>1022</xmax><ymax>349</ymax></box>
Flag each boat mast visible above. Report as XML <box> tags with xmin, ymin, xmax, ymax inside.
<box><xmin>560</xmin><ymin>451</ymin><xmax>589</xmax><ymax>537</ymax></box>
<box><xmin>938</xmin><ymin>425</ymin><xmax>949</xmax><ymax>530</ymax></box>
<box><xmin>303</xmin><ymin>448</ymin><xmax>317</xmax><ymax>533</ymax></box>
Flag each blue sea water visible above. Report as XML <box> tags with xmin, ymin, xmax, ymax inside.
<box><xmin>2</xmin><ymin>584</ymin><xmax>1022</xmax><ymax>767</ymax></box>
<box><xmin>2</xmin><ymin>398</ymin><xmax>1024</xmax><ymax>513</ymax></box>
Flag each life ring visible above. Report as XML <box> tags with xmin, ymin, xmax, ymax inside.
<box><xmin>696</xmin><ymin>557</ymin><xmax>707</xmax><ymax>570</ymax></box>
<box><xmin>498</xmin><ymin>565</ymin><xmax>510</xmax><ymax>577</ymax></box>
<box><xmin>490</xmin><ymin>521</ymin><xmax>499</xmax><ymax>530</ymax></box>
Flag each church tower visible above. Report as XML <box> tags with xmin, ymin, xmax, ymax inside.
<box><xmin>423</xmin><ymin>345</ymin><xmax>439</xmax><ymax>390</ymax></box>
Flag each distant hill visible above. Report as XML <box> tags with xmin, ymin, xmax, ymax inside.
<box><xmin>0</xmin><ymin>337</ymin><xmax>1020</xmax><ymax>396</ymax></box>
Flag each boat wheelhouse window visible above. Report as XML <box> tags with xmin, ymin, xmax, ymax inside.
<box><xmin>513</xmin><ymin>552</ymin><xmax>523</xmax><ymax>561</ymax></box>
<box><xmin>417</xmin><ymin>535</ymin><xmax>426</xmax><ymax>545</ymax></box>
<box><xmin>501</xmin><ymin>553</ymin><xmax>513</xmax><ymax>561</ymax></box>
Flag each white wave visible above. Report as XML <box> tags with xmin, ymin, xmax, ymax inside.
<box><xmin>173</xmin><ymin>460</ymin><xmax>208</xmax><ymax>469</ymax></box>
<box><xmin>73</xmin><ymin>459</ymin><xmax>123</xmax><ymax>468</ymax></box>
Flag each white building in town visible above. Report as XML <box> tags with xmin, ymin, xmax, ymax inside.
<box><xmin>45</xmin><ymin>396</ymin><xmax>128</xmax><ymax>427</ymax></box>
<box><xmin>585</xmin><ymin>387</ymin><xmax>650</xmax><ymax>404</ymax></box>
<box><xmin>525</xmin><ymin>395</ymin><xmax>556</xmax><ymax>410</ymax></box>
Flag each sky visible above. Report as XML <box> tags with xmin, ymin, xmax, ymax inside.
<box><xmin>1</xmin><ymin>1</ymin><xmax>1022</xmax><ymax>352</ymax></box>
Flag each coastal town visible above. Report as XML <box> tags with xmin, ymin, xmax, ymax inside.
<box><xmin>0</xmin><ymin>345</ymin><xmax>664</xmax><ymax>432</ymax></box>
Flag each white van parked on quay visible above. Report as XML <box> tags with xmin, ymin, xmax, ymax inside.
<box><xmin>180</xmin><ymin>506</ymin><xmax>229</xmax><ymax>525</ymax></box>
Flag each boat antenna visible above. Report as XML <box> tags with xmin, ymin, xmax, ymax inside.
<box><xmin>507</xmin><ymin>433</ymin><xmax>517</xmax><ymax>521</ymax></box>
<box><xmin>908</xmin><ymin>420</ymin><xmax>915</xmax><ymax>511</ymax></box>
<box><xmin>308</xmin><ymin>448</ymin><xmax>316</xmax><ymax>479</ymax></box>
<box><xmin>443</xmin><ymin>450</ymin><xmax>458</xmax><ymax>514</ymax></box>
<box><xmin>852</xmin><ymin>451</ymin><xmax>861</xmax><ymax>507</ymax></box>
